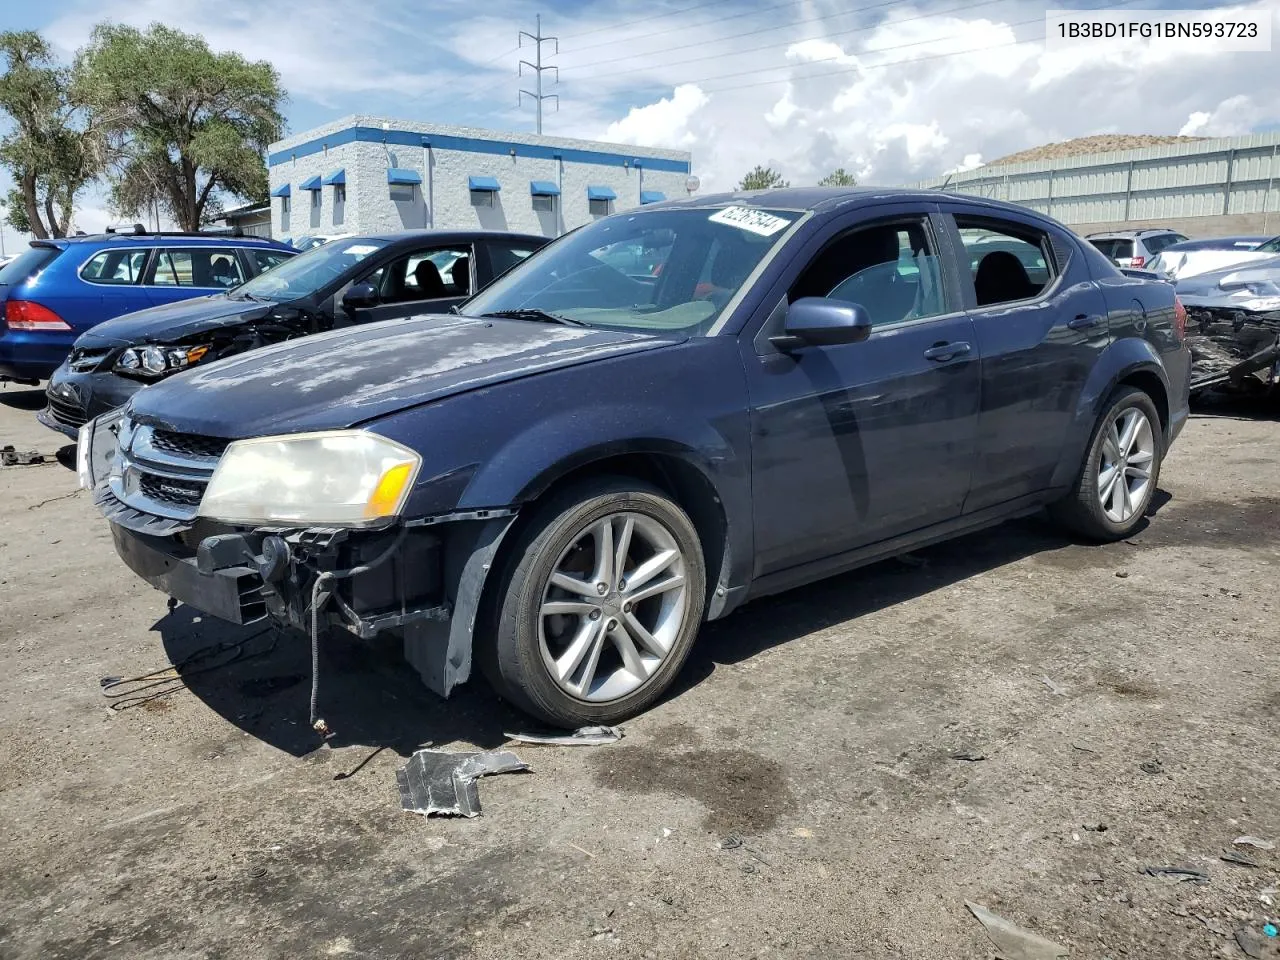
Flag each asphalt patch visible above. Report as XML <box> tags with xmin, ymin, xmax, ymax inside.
<box><xmin>589</xmin><ymin>745</ymin><xmax>795</xmax><ymax>834</ymax></box>
<box><xmin>1138</xmin><ymin>496</ymin><xmax>1280</xmax><ymax>550</ymax></box>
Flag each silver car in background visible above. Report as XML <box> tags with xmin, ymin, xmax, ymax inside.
<box><xmin>1085</xmin><ymin>228</ymin><xmax>1188</xmax><ymax>269</ymax></box>
<box><xmin>1149</xmin><ymin>235</ymin><xmax>1280</xmax><ymax>281</ymax></box>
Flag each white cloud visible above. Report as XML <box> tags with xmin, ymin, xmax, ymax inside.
<box><xmin>1178</xmin><ymin>95</ymin><xmax>1259</xmax><ymax>137</ymax></box>
<box><xmin>601</xmin><ymin>84</ymin><xmax>709</xmax><ymax>150</ymax></box>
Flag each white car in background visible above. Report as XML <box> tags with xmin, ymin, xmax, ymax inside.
<box><xmin>291</xmin><ymin>233</ymin><xmax>355</xmax><ymax>252</ymax></box>
<box><xmin>1148</xmin><ymin>235</ymin><xmax>1280</xmax><ymax>280</ymax></box>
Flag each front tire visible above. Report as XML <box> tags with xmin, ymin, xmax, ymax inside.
<box><xmin>480</xmin><ymin>478</ymin><xmax>707</xmax><ymax>727</ymax></box>
<box><xmin>1051</xmin><ymin>386</ymin><xmax>1163</xmax><ymax>540</ymax></box>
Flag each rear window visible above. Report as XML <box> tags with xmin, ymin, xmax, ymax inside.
<box><xmin>1089</xmin><ymin>238</ymin><xmax>1133</xmax><ymax>260</ymax></box>
<box><xmin>0</xmin><ymin>246</ymin><xmax>61</xmax><ymax>285</ymax></box>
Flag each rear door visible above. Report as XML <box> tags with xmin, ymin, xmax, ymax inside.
<box><xmin>142</xmin><ymin>246</ymin><xmax>248</xmax><ymax>306</ymax></box>
<box><xmin>939</xmin><ymin>205</ymin><xmax>1110</xmax><ymax>511</ymax></box>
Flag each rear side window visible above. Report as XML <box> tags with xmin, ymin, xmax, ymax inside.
<box><xmin>81</xmin><ymin>250</ymin><xmax>148</xmax><ymax>284</ymax></box>
<box><xmin>1144</xmin><ymin>234</ymin><xmax>1180</xmax><ymax>255</ymax></box>
<box><xmin>957</xmin><ymin>218</ymin><xmax>1055</xmax><ymax>307</ymax></box>
<box><xmin>489</xmin><ymin>243</ymin><xmax>540</xmax><ymax>277</ymax></box>
<box><xmin>148</xmin><ymin>248</ymin><xmax>246</xmax><ymax>288</ymax></box>
<box><xmin>248</xmin><ymin>249</ymin><xmax>292</xmax><ymax>274</ymax></box>
<box><xmin>0</xmin><ymin>246</ymin><xmax>61</xmax><ymax>285</ymax></box>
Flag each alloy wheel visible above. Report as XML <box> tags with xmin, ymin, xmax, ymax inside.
<box><xmin>538</xmin><ymin>512</ymin><xmax>689</xmax><ymax>702</ymax></box>
<box><xmin>1097</xmin><ymin>407</ymin><xmax>1155</xmax><ymax>523</ymax></box>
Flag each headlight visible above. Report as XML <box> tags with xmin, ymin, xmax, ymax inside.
<box><xmin>114</xmin><ymin>343</ymin><xmax>210</xmax><ymax>379</ymax></box>
<box><xmin>198</xmin><ymin>431</ymin><xmax>422</xmax><ymax>526</ymax></box>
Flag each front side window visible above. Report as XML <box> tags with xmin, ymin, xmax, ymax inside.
<box><xmin>147</xmin><ymin>249</ymin><xmax>246</xmax><ymax>288</ymax></box>
<box><xmin>464</xmin><ymin>206</ymin><xmax>803</xmax><ymax>336</ymax></box>
<box><xmin>489</xmin><ymin>244</ymin><xmax>540</xmax><ymax>278</ymax></box>
<box><xmin>230</xmin><ymin>238</ymin><xmax>389</xmax><ymax>302</ymax></box>
<box><xmin>957</xmin><ymin>219</ymin><xmax>1055</xmax><ymax>306</ymax></box>
<box><xmin>372</xmin><ymin>246</ymin><xmax>471</xmax><ymax>302</ymax></box>
<box><xmin>790</xmin><ymin>218</ymin><xmax>946</xmax><ymax>327</ymax></box>
<box><xmin>81</xmin><ymin>249</ymin><xmax>148</xmax><ymax>285</ymax></box>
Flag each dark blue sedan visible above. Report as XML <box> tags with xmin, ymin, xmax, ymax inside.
<box><xmin>81</xmin><ymin>187</ymin><xmax>1191</xmax><ymax>728</ymax></box>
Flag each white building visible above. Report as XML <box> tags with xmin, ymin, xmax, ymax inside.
<box><xmin>267</xmin><ymin>115</ymin><xmax>695</xmax><ymax>240</ymax></box>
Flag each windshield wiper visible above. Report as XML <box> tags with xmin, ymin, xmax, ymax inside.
<box><xmin>479</xmin><ymin>308</ymin><xmax>590</xmax><ymax>328</ymax></box>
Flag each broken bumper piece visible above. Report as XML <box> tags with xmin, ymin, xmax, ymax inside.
<box><xmin>396</xmin><ymin>749</ymin><xmax>530</xmax><ymax>818</ymax></box>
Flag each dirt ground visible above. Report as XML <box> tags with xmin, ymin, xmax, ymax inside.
<box><xmin>1</xmin><ymin>382</ymin><xmax>1278</xmax><ymax>960</ymax></box>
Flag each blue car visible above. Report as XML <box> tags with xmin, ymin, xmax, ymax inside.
<box><xmin>0</xmin><ymin>229</ymin><xmax>295</xmax><ymax>384</ymax></box>
<box><xmin>81</xmin><ymin>188</ymin><xmax>1191</xmax><ymax>728</ymax></box>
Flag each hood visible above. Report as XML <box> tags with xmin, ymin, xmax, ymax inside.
<box><xmin>76</xmin><ymin>295</ymin><xmax>270</xmax><ymax>347</ymax></box>
<box><xmin>127</xmin><ymin>313</ymin><xmax>679</xmax><ymax>437</ymax></box>
<box><xmin>1157</xmin><ymin>248</ymin><xmax>1274</xmax><ymax>281</ymax></box>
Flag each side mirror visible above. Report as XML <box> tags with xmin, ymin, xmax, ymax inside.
<box><xmin>342</xmin><ymin>281</ymin><xmax>379</xmax><ymax>311</ymax></box>
<box><xmin>770</xmin><ymin>297</ymin><xmax>872</xmax><ymax>351</ymax></box>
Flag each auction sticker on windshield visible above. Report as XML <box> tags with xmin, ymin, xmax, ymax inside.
<box><xmin>342</xmin><ymin>244</ymin><xmax>381</xmax><ymax>256</ymax></box>
<box><xmin>708</xmin><ymin>206</ymin><xmax>792</xmax><ymax>237</ymax></box>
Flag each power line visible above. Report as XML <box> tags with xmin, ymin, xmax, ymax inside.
<box><xmin>557</xmin><ymin>0</ymin><xmax>1009</xmax><ymax>87</ymax></box>
<box><xmin>558</xmin><ymin>0</ymin><xmax>739</xmax><ymax>41</ymax></box>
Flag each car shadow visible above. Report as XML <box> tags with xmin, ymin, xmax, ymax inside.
<box><xmin>0</xmin><ymin>385</ymin><xmax>46</xmax><ymax>411</ymax></box>
<box><xmin>150</xmin><ymin>606</ymin><xmax>525</xmax><ymax>758</ymax></box>
<box><xmin>1189</xmin><ymin>391</ymin><xmax>1280</xmax><ymax>422</ymax></box>
<box><xmin>140</xmin><ymin>496</ymin><xmax>1172</xmax><ymax>751</ymax></box>
<box><xmin>671</xmin><ymin>505</ymin><xmax>1165</xmax><ymax>701</ymax></box>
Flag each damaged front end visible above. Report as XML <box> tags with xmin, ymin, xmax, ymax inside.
<box><xmin>79</xmin><ymin>410</ymin><xmax>517</xmax><ymax>718</ymax></box>
<box><xmin>1177</xmin><ymin>260</ymin><xmax>1280</xmax><ymax>395</ymax></box>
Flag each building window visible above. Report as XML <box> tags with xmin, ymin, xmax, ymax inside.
<box><xmin>471</xmin><ymin>190</ymin><xmax>495</xmax><ymax>208</ymax></box>
<box><xmin>280</xmin><ymin>194</ymin><xmax>291</xmax><ymax>216</ymax></box>
<box><xmin>589</xmin><ymin>197</ymin><xmax>612</xmax><ymax>217</ymax></box>
<box><xmin>334</xmin><ymin>183</ymin><xmax>346</xmax><ymax>204</ymax></box>
<box><xmin>310</xmin><ymin>190</ymin><xmax>321</xmax><ymax>210</ymax></box>
<box><xmin>532</xmin><ymin>194</ymin><xmax>555</xmax><ymax>213</ymax></box>
<box><xmin>390</xmin><ymin>183</ymin><xmax>415</xmax><ymax>203</ymax></box>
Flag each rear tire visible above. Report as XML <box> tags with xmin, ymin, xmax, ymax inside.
<box><xmin>479</xmin><ymin>477</ymin><xmax>707</xmax><ymax>728</ymax></box>
<box><xmin>1051</xmin><ymin>386</ymin><xmax>1163</xmax><ymax>541</ymax></box>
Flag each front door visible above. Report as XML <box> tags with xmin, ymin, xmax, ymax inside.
<box><xmin>344</xmin><ymin>244</ymin><xmax>474</xmax><ymax>323</ymax></box>
<box><xmin>743</xmin><ymin>209</ymin><xmax>981</xmax><ymax>576</ymax></box>
<box><xmin>939</xmin><ymin>207</ymin><xmax>1111</xmax><ymax>511</ymax></box>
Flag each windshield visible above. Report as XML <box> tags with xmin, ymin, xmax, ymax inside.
<box><xmin>1258</xmin><ymin>236</ymin><xmax>1280</xmax><ymax>254</ymax></box>
<box><xmin>463</xmin><ymin>206</ymin><xmax>803</xmax><ymax>335</ymax></box>
<box><xmin>231</xmin><ymin>238</ymin><xmax>389</xmax><ymax>301</ymax></box>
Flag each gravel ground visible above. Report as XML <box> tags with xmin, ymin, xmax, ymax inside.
<box><xmin>1</xmin><ymin>383</ymin><xmax>1278</xmax><ymax>960</ymax></box>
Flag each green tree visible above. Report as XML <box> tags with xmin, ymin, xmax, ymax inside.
<box><xmin>818</xmin><ymin>168</ymin><xmax>858</xmax><ymax>187</ymax></box>
<box><xmin>737</xmin><ymin>165</ymin><xmax>789</xmax><ymax>190</ymax></box>
<box><xmin>0</xmin><ymin>31</ymin><xmax>95</xmax><ymax>239</ymax></box>
<box><xmin>74</xmin><ymin>23</ymin><xmax>284</xmax><ymax>231</ymax></box>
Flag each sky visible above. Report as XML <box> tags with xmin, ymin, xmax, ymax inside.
<box><xmin>1</xmin><ymin>0</ymin><xmax>1278</xmax><ymax>245</ymax></box>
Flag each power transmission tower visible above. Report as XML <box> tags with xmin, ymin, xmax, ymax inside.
<box><xmin>519</xmin><ymin>14</ymin><xmax>559</xmax><ymax>134</ymax></box>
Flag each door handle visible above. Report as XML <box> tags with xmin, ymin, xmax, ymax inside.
<box><xmin>1068</xmin><ymin>314</ymin><xmax>1103</xmax><ymax>330</ymax></box>
<box><xmin>923</xmin><ymin>341</ymin><xmax>971</xmax><ymax>362</ymax></box>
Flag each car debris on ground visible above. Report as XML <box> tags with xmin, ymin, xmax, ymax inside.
<box><xmin>964</xmin><ymin>901</ymin><xmax>1069</xmax><ymax>959</ymax></box>
<box><xmin>1141</xmin><ymin>865</ymin><xmax>1211</xmax><ymax>884</ymax></box>
<box><xmin>1235</xmin><ymin>836</ymin><xmax>1276</xmax><ymax>851</ymax></box>
<box><xmin>504</xmin><ymin>725</ymin><xmax>624</xmax><ymax>746</ymax></box>
<box><xmin>396</xmin><ymin>748</ymin><xmax>529</xmax><ymax>818</ymax></box>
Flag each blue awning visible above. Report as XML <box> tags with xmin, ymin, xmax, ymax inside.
<box><xmin>529</xmin><ymin>180</ymin><xmax>560</xmax><ymax>197</ymax></box>
<box><xmin>640</xmin><ymin>190</ymin><xmax>667</xmax><ymax>204</ymax></box>
<box><xmin>270</xmin><ymin>184</ymin><xmax>291</xmax><ymax>197</ymax></box>
<box><xmin>387</xmin><ymin>167</ymin><xmax>422</xmax><ymax>185</ymax></box>
<box><xmin>587</xmin><ymin>185</ymin><xmax>617</xmax><ymax>201</ymax></box>
<box><xmin>299</xmin><ymin>175</ymin><xmax>322</xmax><ymax>191</ymax></box>
<box><xmin>322</xmin><ymin>168</ymin><xmax>346</xmax><ymax>186</ymax></box>
<box><xmin>469</xmin><ymin>175</ymin><xmax>501</xmax><ymax>192</ymax></box>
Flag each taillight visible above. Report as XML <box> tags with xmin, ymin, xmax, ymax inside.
<box><xmin>1131</xmin><ymin>255</ymin><xmax>1145</xmax><ymax>268</ymax></box>
<box><xmin>4</xmin><ymin>300</ymin><xmax>70</xmax><ymax>331</ymax></box>
<box><xmin>1173</xmin><ymin>296</ymin><xmax>1187</xmax><ymax>341</ymax></box>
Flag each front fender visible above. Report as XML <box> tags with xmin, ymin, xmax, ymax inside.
<box><xmin>1049</xmin><ymin>336</ymin><xmax>1170</xmax><ymax>489</ymax></box>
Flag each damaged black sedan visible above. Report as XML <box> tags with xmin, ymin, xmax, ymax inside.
<box><xmin>41</xmin><ymin>229</ymin><xmax>547</xmax><ymax>435</ymax></box>
<box><xmin>80</xmin><ymin>189</ymin><xmax>1191</xmax><ymax>729</ymax></box>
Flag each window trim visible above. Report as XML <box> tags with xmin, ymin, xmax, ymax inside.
<box><xmin>945</xmin><ymin>210</ymin><xmax>1066</xmax><ymax>312</ymax></box>
<box><xmin>77</xmin><ymin>247</ymin><xmax>154</xmax><ymax>286</ymax></box>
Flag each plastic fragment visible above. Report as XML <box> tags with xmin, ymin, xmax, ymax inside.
<box><xmin>396</xmin><ymin>749</ymin><xmax>529</xmax><ymax>818</ymax></box>
<box><xmin>504</xmin><ymin>725</ymin><xmax>624</xmax><ymax>746</ymax></box>
<box><xmin>964</xmin><ymin>901</ymin><xmax>1069</xmax><ymax>959</ymax></box>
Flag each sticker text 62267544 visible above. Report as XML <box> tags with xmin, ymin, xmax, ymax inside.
<box><xmin>707</xmin><ymin>206</ymin><xmax>793</xmax><ymax>237</ymax></box>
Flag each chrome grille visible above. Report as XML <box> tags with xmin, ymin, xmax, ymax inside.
<box><xmin>110</xmin><ymin>420</ymin><xmax>220</xmax><ymax>522</ymax></box>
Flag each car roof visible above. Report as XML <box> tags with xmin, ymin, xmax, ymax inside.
<box><xmin>1085</xmin><ymin>229</ymin><xmax>1180</xmax><ymax>239</ymax></box>
<box><xmin>355</xmin><ymin>229</ymin><xmax>550</xmax><ymax>245</ymax></box>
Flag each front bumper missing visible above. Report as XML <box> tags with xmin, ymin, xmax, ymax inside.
<box><xmin>1183</xmin><ymin>304</ymin><xmax>1280</xmax><ymax>392</ymax></box>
